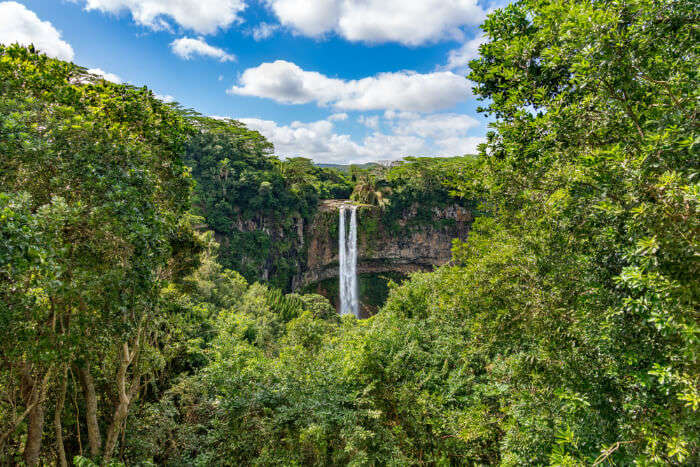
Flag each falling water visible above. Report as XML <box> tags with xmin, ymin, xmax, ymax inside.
<box><xmin>348</xmin><ymin>207</ymin><xmax>359</xmax><ymax>316</ymax></box>
<box><xmin>339</xmin><ymin>206</ymin><xmax>359</xmax><ymax>317</ymax></box>
<box><xmin>339</xmin><ymin>207</ymin><xmax>346</xmax><ymax>314</ymax></box>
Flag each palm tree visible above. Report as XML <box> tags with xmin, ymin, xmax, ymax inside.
<box><xmin>351</xmin><ymin>174</ymin><xmax>391</xmax><ymax>208</ymax></box>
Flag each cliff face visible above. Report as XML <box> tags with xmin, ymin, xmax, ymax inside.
<box><xmin>296</xmin><ymin>200</ymin><xmax>472</xmax><ymax>289</ymax></box>
<box><xmin>213</xmin><ymin>199</ymin><xmax>472</xmax><ymax>296</ymax></box>
<box><xmin>208</xmin><ymin>210</ymin><xmax>308</xmax><ymax>290</ymax></box>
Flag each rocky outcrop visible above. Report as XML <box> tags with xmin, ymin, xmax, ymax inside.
<box><xmin>209</xmin><ymin>198</ymin><xmax>472</xmax><ymax>293</ymax></box>
<box><xmin>295</xmin><ymin>200</ymin><xmax>472</xmax><ymax>289</ymax></box>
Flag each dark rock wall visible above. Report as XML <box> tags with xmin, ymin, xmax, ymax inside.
<box><xmin>297</xmin><ymin>200</ymin><xmax>472</xmax><ymax>289</ymax></box>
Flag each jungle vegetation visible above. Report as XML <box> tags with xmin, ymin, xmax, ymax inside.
<box><xmin>1</xmin><ymin>0</ymin><xmax>698</xmax><ymax>465</ymax></box>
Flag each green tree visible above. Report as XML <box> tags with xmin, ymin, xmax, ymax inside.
<box><xmin>0</xmin><ymin>44</ymin><xmax>201</xmax><ymax>464</ymax></box>
<box><xmin>462</xmin><ymin>0</ymin><xmax>698</xmax><ymax>462</ymax></box>
<box><xmin>351</xmin><ymin>173</ymin><xmax>392</xmax><ymax>208</ymax></box>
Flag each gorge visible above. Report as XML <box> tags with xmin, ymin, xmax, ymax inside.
<box><xmin>305</xmin><ymin>200</ymin><xmax>473</xmax><ymax>316</ymax></box>
<box><xmin>184</xmin><ymin>148</ymin><xmax>477</xmax><ymax>316</ymax></box>
<box><xmin>201</xmin><ymin>197</ymin><xmax>474</xmax><ymax>317</ymax></box>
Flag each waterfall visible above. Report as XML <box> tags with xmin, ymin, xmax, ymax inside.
<box><xmin>348</xmin><ymin>206</ymin><xmax>359</xmax><ymax>316</ymax></box>
<box><xmin>339</xmin><ymin>207</ymin><xmax>346</xmax><ymax>314</ymax></box>
<box><xmin>339</xmin><ymin>206</ymin><xmax>359</xmax><ymax>317</ymax></box>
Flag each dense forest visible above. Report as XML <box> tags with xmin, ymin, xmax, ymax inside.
<box><xmin>1</xmin><ymin>0</ymin><xmax>698</xmax><ymax>465</ymax></box>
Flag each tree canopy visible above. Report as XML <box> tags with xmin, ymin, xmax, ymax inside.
<box><xmin>1</xmin><ymin>0</ymin><xmax>698</xmax><ymax>463</ymax></box>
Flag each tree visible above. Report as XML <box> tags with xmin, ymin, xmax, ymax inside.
<box><xmin>0</xmin><ymin>44</ymin><xmax>201</xmax><ymax>463</ymax></box>
<box><xmin>351</xmin><ymin>173</ymin><xmax>391</xmax><ymax>208</ymax></box>
<box><xmin>462</xmin><ymin>0</ymin><xmax>698</xmax><ymax>462</ymax></box>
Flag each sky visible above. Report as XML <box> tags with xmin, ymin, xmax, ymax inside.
<box><xmin>0</xmin><ymin>0</ymin><xmax>505</xmax><ymax>164</ymax></box>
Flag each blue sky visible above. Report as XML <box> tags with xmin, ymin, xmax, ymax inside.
<box><xmin>0</xmin><ymin>0</ymin><xmax>504</xmax><ymax>163</ymax></box>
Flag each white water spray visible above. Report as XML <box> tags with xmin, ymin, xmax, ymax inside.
<box><xmin>339</xmin><ymin>206</ymin><xmax>359</xmax><ymax>317</ymax></box>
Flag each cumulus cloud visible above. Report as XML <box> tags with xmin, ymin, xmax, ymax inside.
<box><xmin>0</xmin><ymin>2</ymin><xmax>74</xmax><ymax>60</ymax></box>
<box><xmin>436</xmin><ymin>136</ymin><xmax>485</xmax><ymax>155</ymax></box>
<box><xmin>267</xmin><ymin>0</ymin><xmax>485</xmax><ymax>45</ymax></box>
<box><xmin>87</xmin><ymin>67</ymin><xmax>122</xmax><ymax>83</ymax></box>
<box><xmin>154</xmin><ymin>93</ymin><xmax>175</xmax><ymax>102</ymax></box>
<box><xmin>229</xmin><ymin>61</ymin><xmax>343</xmax><ymax>105</ymax></box>
<box><xmin>386</xmin><ymin>111</ymin><xmax>480</xmax><ymax>139</ymax></box>
<box><xmin>170</xmin><ymin>37</ymin><xmax>235</xmax><ymax>62</ymax></box>
<box><xmin>231</xmin><ymin>108</ymin><xmax>483</xmax><ymax>164</ymax></box>
<box><xmin>328</xmin><ymin>112</ymin><xmax>348</xmax><ymax>121</ymax></box>
<box><xmin>239</xmin><ymin>116</ymin><xmax>426</xmax><ymax>164</ymax></box>
<box><xmin>442</xmin><ymin>33</ymin><xmax>486</xmax><ymax>74</ymax></box>
<box><xmin>267</xmin><ymin>0</ymin><xmax>339</xmax><ymax>37</ymax></box>
<box><xmin>77</xmin><ymin>0</ymin><xmax>246</xmax><ymax>34</ymax></box>
<box><xmin>358</xmin><ymin>115</ymin><xmax>379</xmax><ymax>129</ymax></box>
<box><xmin>229</xmin><ymin>60</ymin><xmax>471</xmax><ymax>112</ymax></box>
<box><xmin>251</xmin><ymin>22</ymin><xmax>280</xmax><ymax>41</ymax></box>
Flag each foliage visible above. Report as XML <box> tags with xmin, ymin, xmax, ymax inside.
<box><xmin>350</xmin><ymin>172</ymin><xmax>392</xmax><ymax>208</ymax></box>
<box><xmin>185</xmin><ymin>125</ymin><xmax>354</xmax><ymax>289</ymax></box>
<box><xmin>0</xmin><ymin>44</ymin><xmax>201</xmax><ymax>464</ymax></box>
<box><xmin>138</xmin><ymin>0</ymin><xmax>697</xmax><ymax>464</ymax></box>
<box><xmin>461</xmin><ymin>0</ymin><xmax>698</xmax><ymax>462</ymax></box>
<box><xmin>2</xmin><ymin>0</ymin><xmax>698</xmax><ymax>462</ymax></box>
<box><xmin>120</xmin><ymin>274</ymin><xmax>342</xmax><ymax>465</ymax></box>
<box><xmin>352</xmin><ymin>157</ymin><xmax>480</xmax><ymax>234</ymax></box>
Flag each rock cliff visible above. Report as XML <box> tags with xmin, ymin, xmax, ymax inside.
<box><xmin>295</xmin><ymin>200</ymin><xmax>472</xmax><ymax>289</ymax></box>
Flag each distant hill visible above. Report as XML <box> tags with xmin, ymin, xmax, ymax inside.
<box><xmin>315</xmin><ymin>162</ymin><xmax>378</xmax><ymax>172</ymax></box>
<box><xmin>315</xmin><ymin>160</ymin><xmax>411</xmax><ymax>172</ymax></box>
<box><xmin>315</xmin><ymin>156</ymin><xmax>476</xmax><ymax>173</ymax></box>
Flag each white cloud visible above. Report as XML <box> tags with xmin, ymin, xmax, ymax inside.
<box><xmin>170</xmin><ymin>37</ymin><xmax>235</xmax><ymax>62</ymax></box>
<box><xmin>240</xmin><ymin>116</ymin><xmax>427</xmax><ymax>164</ymax></box>
<box><xmin>386</xmin><ymin>112</ymin><xmax>480</xmax><ymax>139</ymax></box>
<box><xmin>442</xmin><ymin>33</ymin><xmax>486</xmax><ymax>74</ymax></box>
<box><xmin>251</xmin><ymin>22</ymin><xmax>280</xmax><ymax>41</ymax></box>
<box><xmin>328</xmin><ymin>112</ymin><xmax>348</xmax><ymax>121</ymax></box>
<box><xmin>154</xmin><ymin>93</ymin><xmax>175</xmax><ymax>102</ymax></box>
<box><xmin>87</xmin><ymin>67</ymin><xmax>122</xmax><ymax>83</ymax></box>
<box><xmin>229</xmin><ymin>61</ymin><xmax>342</xmax><ymax>105</ymax></box>
<box><xmin>267</xmin><ymin>0</ymin><xmax>485</xmax><ymax>46</ymax></box>
<box><xmin>229</xmin><ymin>60</ymin><xmax>471</xmax><ymax>112</ymax></box>
<box><xmin>232</xmin><ymin>108</ymin><xmax>483</xmax><ymax>164</ymax></box>
<box><xmin>384</xmin><ymin>110</ymin><xmax>420</xmax><ymax>120</ymax></box>
<box><xmin>267</xmin><ymin>0</ymin><xmax>340</xmax><ymax>37</ymax></box>
<box><xmin>436</xmin><ymin>136</ymin><xmax>485</xmax><ymax>155</ymax></box>
<box><xmin>77</xmin><ymin>0</ymin><xmax>246</xmax><ymax>34</ymax></box>
<box><xmin>0</xmin><ymin>1</ymin><xmax>74</xmax><ymax>60</ymax></box>
<box><xmin>358</xmin><ymin>115</ymin><xmax>379</xmax><ymax>129</ymax></box>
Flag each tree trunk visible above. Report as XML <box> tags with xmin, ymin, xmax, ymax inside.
<box><xmin>103</xmin><ymin>400</ymin><xmax>128</xmax><ymax>461</ymax></box>
<box><xmin>0</xmin><ymin>366</ymin><xmax>51</xmax><ymax>457</ymax></box>
<box><xmin>19</xmin><ymin>364</ymin><xmax>50</xmax><ymax>466</ymax></box>
<box><xmin>76</xmin><ymin>363</ymin><xmax>102</xmax><ymax>457</ymax></box>
<box><xmin>24</xmin><ymin>401</ymin><xmax>45</xmax><ymax>466</ymax></box>
<box><xmin>54</xmin><ymin>365</ymin><xmax>68</xmax><ymax>467</ymax></box>
<box><xmin>103</xmin><ymin>338</ymin><xmax>140</xmax><ymax>462</ymax></box>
